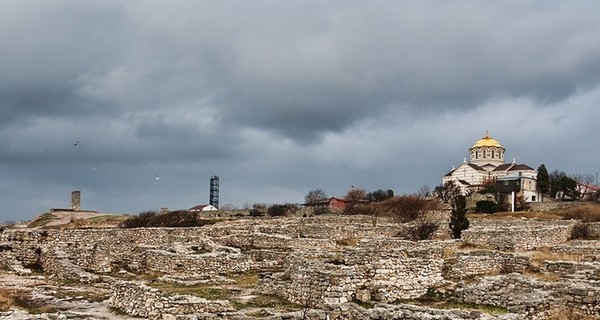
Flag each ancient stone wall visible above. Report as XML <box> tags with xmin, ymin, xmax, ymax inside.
<box><xmin>548</xmin><ymin>240</ymin><xmax>600</xmax><ymax>262</ymax></box>
<box><xmin>456</xmin><ymin>273</ymin><xmax>600</xmax><ymax>318</ymax></box>
<box><xmin>462</xmin><ymin>220</ymin><xmax>575</xmax><ymax>250</ymax></box>
<box><xmin>109</xmin><ymin>281</ymin><xmax>234</xmax><ymax>319</ymax></box>
<box><xmin>526</xmin><ymin>201</ymin><xmax>584</xmax><ymax>212</ymax></box>
<box><xmin>444</xmin><ymin>250</ymin><xmax>530</xmax><ymax>279</ymax></box>
<box><xmin>258</xmin><ymin>243</ymin><xmax>445</xmax><ymax>306</ymax></box>
<box><xmin>586</xmin><ymin>222</ymin><xmax>600</xmax><ymax>239</ymax></box>
<box><xmin>144</xmin><ymin>249</ymin><xmax>252</xmax><ymax>276</ymax></box>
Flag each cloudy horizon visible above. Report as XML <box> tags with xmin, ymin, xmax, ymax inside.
<box><xmin>2</xmin><ymin>1</ymin><xmax>600</xmax><ymax>221</ymax></box>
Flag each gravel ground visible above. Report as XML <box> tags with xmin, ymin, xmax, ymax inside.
<box><xmin>0</xmin><ymin>271</ymin><xmax>138</xmax><ymax>320</ymax></box>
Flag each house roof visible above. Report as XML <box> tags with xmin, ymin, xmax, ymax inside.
<box><xmin>304</xmin><ymin>196</ymin><xmax>351</xmax><ymax>206</ymax></box>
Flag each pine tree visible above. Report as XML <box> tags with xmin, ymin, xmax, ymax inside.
<box><xmin>449</xmin><ymin>195</ymin><xmax>469</xmax><ymax>239</ymax></box>
<box><xmin>537</xmin><ymin>164</ymin><xmax>550</xmax><ymax>195</ymax></box>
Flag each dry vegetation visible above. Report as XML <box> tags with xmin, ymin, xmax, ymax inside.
<box><xmin>558</xmin><ymin>203</ymin><xmax>600</xmax><ymax>222</ymax></box>
<box><xmin>0</xmin><ymin>288</ymin><xmax>60</xmax><ymax>314</ymax></box>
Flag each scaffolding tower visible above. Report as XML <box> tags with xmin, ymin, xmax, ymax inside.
<box><xmin>209</xmin><ymin>175</ymin><xmax>219</xmax><ymax>209</ymax></box>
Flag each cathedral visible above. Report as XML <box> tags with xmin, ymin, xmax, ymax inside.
<box><xmin>442</xmin><ymin>131</ymin><xmax>542</xmax><ymax>203</ymax></box>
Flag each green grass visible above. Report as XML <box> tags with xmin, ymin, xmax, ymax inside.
<box><xmin>231</xmin><ymin>294</ymin><xmax>299</xmax><ymax>311</ymax></box>
<box><xmin>231</xmin><ymin>272</ymin><xmax>259</xmax><ymax>288</ymax></box>
<box><xmin>148</xmin><ymin>282</ymin><xmax>231</xmax><ymax>300</ymax></box>
<box><xmin>27</xmin><ymin>213</ymin><xmax>57</xmax><ymax>228</ymax></box>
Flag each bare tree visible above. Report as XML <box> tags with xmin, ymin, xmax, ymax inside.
<box><xmin>343</xmin><ymin>187</ymin><xmax>368</xmax><ymax>215</ymax></box>
<box><xmin>572</xmin><ymin>174</ymin><xmax>596</xmax><ymax>200</ymax></box>
<box><xmin>386</xmin><ymin>194</ymin><xmax>435</xmax><ymax>222</ymax></box>
<box><xmin>434</xmin><ymin>181</ymin><xmax>461</xmax><ymax>203</ymax></box>
<box><xmin>346</xmin><ymin>187</ymin><xmax>367</xmax><ymax>203</ymax></box>
<box><xmin>418</xmin><ymin>185</ymin><xmax>431</xmax><ymax>197</ymax></box>
<box><xmin>304</xmin><ymin>189</ymin><xmax>327</xmax><ymax>204</ymax></box>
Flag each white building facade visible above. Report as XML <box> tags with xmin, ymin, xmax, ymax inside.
<box><xmin>442</xmin><ymin>132</ymin><xmax>542</xmax><ymax>202</ymax></box>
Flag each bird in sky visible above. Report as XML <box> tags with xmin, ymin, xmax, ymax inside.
<box><xmin>73</xmin><ymin>140</ymin><xmax>80</xmax><ymax>146</ymax></box>
<box><xmin>155</xmin><ymin>175</ymin><xmax>160</xmax><ymax>182</ymax></box>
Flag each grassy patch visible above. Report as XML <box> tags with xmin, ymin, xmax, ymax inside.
<box><xmin>27</xmin><ymin>213</ymin><xmax>57</xmax><ymax>228</ymax></box>
<box><xmin>442</xmin><ymin>302</ymin><xmax>508</xmax><ymax>316</ymax></box>
<box><xmin>559</xmin><ymin>204</ymin><xmax>600</xmax><ymax>222</ymax></box>
<box><xmin>530</xmin><ymin>247</ymin><xmax>584</xmax><ymax>266</ymax></box>
<box><xmin>232</xmin><ymin>294</ymin><xmax>299</xmax><ymax>311</ymax></box>
<box><xmin>231</xmin><ymin>272</ymin><xmax>259</xmax><ymax>288</ymax></box>
<box><xmin>467</xmin><ymin>211</ymin><xmax>562</xmax><ymax>221</ymax></box>
<box><xmin>148</xmin><ymin>282</ymin><xmax>230</xmax><ymax>300</ymax></box>
<box><xmin>336</xmin><ymin>237</ymin><xmax>358</xmax><ymax>247</ymax></box>
<box><xmin>409</xmin><ymin>288</ymin><xmax>508</xmax><ymax>316</ymax></box>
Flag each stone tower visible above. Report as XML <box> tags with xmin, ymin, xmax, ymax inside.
<box><xmin>71</xmin><ymin>191</ymin><xmax>81</xmax><ymax>211</ymax></box>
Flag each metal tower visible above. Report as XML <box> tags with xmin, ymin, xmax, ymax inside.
<box><xmin>209</xmin><ymin>175</ymin><xmax>219</xmax><ymax>209</ymax></box>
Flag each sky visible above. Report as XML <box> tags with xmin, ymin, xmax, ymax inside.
<box><xmin>2</xmin><ymin>1</ymin><xmax>600</xmax><ymax>221</ymax></box>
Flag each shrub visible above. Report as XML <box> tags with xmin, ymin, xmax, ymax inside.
<box><xmin>249</xmin><ymin>209</ymin><xmax>264</xmax><ymax>217</ymax></box>
<box><xmin>119</xmin><ymin>210</ymin><xmax>214</xmax><ymax>228</ymax></box>
<box><xmin>475</xmin><ymin>200</ymin><xmax>500</xmax><ymax>213</ymax></box>
<box><xmin>312</xmin><ymin>207</ymin><xmax>331</xmax><ymax>215</ymax></box>
<box><xmin>343</xmin><ymin>203</ymin><xmax>373</xmax><ymax>215</ymax></box>
<box><xmin>267</xmin><ymin>204</ymin><xmax>287</xmax><ymax>216</ymax></box>
<box><xmin>449</xmin><ymin>195</ymin><xmax>469</xmax><ymax>239</ymax></box>
<box><xmin>385</xmin><ymin>194</ymin><xmax>436</xmax><ymax>222</ymax></box>
<box><xmin>571</xmin><ymin>223</ymin><xmax>592</xmax><ymax>240</ymax></box>
<box><xmin>561</xmin><ymin>204</ymin><xmax>600</xmax><ymax>222</ymax></box>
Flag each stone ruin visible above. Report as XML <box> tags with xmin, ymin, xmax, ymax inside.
<box><xmin>0</xmin><ymin>213</ymin><xmax>599</xmax><ymax>319</ymax></box>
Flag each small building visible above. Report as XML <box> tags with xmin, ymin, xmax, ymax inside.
<box><xmin>304</xmin><ymin>197</ymin><xmax>350</xmax><ymax>210</ymax></box>
<box><xmin>189</xmin><ymin>204</ymin><xmax>218</xmax><ymax>212</ymax></box>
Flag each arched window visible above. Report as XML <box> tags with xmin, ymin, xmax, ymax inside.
<box><xmin>492</xmin><ymin>150</ymin><xmax>495</xmax><ymax>158</ymax></box>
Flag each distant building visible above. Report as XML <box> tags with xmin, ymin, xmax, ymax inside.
<box><xmin>189</xmin><ymin>204</ymin><xmax>218</xmax><ymax>212</ymax></box>
<box><xmin>442</xmin><ymin>131</ymin><xmax>542</xmax><ymax>203</ymax></box>
<box><xmin>304</xmin><ymin>197</ymin><xmax>351</xmax><ymax>210</ymax></box>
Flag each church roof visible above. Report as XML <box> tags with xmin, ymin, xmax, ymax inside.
<box><xmin>508</xmin><ymin>164</ymin><xmax>535</xmax><ymax>171</ymax></box>
<box><xmin>467</xmin><ymin>163</ymin><xmax>485</xmax><ymax>171</ymax></box>
<box><xmin>493</xmin><ymin>163</ymin><xmax>514</xmax><ymax>171</ymax></box>
<box><xmin>471</xmin><ymin>131</ymin><xmax>503</xmax><ymax>149</ymax></box>
<box><xmin>444</xmin><ymin>162</ymin><xmax>485</xmax><ymax>176</ymax></box>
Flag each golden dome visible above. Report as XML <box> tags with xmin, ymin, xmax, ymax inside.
<box><xmin>471</xmin><ymin>131</ymin><xmax>503</xmax><ymax>149</ymax></box>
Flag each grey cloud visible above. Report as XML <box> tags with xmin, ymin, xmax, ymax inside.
<box><xmin>2</xmin><ymin>1</ymin><xmax>600</xmax><ymax>221</ymax></box>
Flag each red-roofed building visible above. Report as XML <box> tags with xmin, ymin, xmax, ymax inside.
<box><xmin>304</xmin><ymin>197</ymin><xmax>351</xmax><ymax>209</ymax></box>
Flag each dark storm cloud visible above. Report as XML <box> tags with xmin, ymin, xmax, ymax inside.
<box><xmin>117</xmin><ymin>0</ymin><xmax>600</xmax><ymax>141</ymax></box>
<box><xmin>2</xmin><ymin>1</ymin><xmax>600</xmax><ymax>220</ymax></box>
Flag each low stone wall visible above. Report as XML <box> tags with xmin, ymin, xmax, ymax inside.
<box><xmin>456</xmin><ymin>273</ymin><xmax>600</xmax><ymax>318</ymax></box>
<box><xmin>144</xmin><ymin>249</ymin><xmax>252</xmax><ymax>276</ymax></box>
<box><xmin>109</xmin><ymin>281</ymin><xmax>234</xmax><ymax>319</ymax></box>
<box><xmin>258</xmin><ymin>244</ymin><xmax>445</xmax><ymax>306</ymax></box>
<box><xmin>586</xmin><ymin>222</ymin><xmax>600</xmax><ymax>239</ymax></box>
<box><xmin>444</xmin><ymin>250</ymin><xmax>530</xmax><ymax>279</ymax></box>
<box><xmin>548</xmin><ymin>240</ymin><xmax>600</xmax><ymax>262</ymax></box>
<box><xmin>540</xmin><ymin>261</ymin><xmax>600</xmax><ymax>282</ymax></box>
<box><xmin>40</xmin><ymin>248</ymin><xmax>100</xmax><ymax>283</ymax></box>
<box><xmin>526</xmin><ymin>201</ymin><xmax>585</xmax><ymax>212</ymax></box>
<box><xmin>462</xmin><ymin>220</ymin><xmax>575</xmax><ymax>251</ymax></box>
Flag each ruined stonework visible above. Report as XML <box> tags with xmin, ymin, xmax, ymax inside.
<box><xmin>71</xmin><ymin>190</ymin><xmax>81</xmax><ymax>211</ymax></box>
<box><xmin>0</xmin><ymin>214</ymin><xmax>599</xmax><ymax>319</ymax></box>
<box><xmin>461</xmin><ymin>219</ymin><xmax>575</xmax><ymax>250</ymax></box>
<box><xmin>110</xmin><ymin>281</ymin><xmax>235</xmax><ymax>319</ymax></box>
